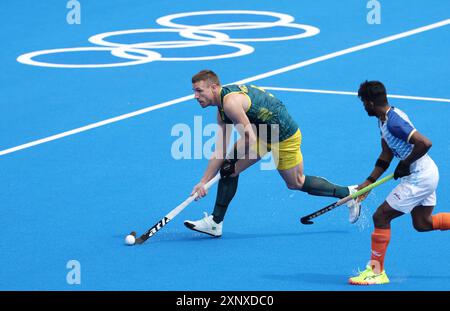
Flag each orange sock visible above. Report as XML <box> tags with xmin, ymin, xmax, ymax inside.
<box><xmin>432</xmin><ymin>213</ymin><xmax>450</xmax><ymax>230</ymax></box>
<box><xmin>370</xmin><ymin>228</ymin><xmax>391</xmax><ymax>274</ymax></box>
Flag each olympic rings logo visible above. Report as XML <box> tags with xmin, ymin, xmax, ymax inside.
<box><xmin>17</xmin><ymin>10</ymin><xmax>320</xmax><ymax>68</ymax></box>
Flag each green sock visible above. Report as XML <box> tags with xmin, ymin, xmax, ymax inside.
<box><xmin>212</xmin><ymin>175</ymin><xmax>239</xmax><ymax>223</ymax></box>
<box><xmin>300</xmin><ymin>175</ymin><xmax>349</xmax><ymax>199</ymax></box>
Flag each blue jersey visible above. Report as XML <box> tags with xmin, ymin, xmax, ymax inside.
<box><xmin>378</xmin><ymin>107</ymin><xmax>417</xmax><ymax>160</ymax></box>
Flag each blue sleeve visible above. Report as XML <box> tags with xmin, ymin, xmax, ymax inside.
<box><xmin>387</xmin><ymin>113</ymin><xmax>415</xmax><ymax>142</ymax></box>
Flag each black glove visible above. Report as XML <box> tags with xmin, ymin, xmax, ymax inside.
<box><xmin>394</xmin><ymin>160</ymin><xmax>411</xmax><ymax>179</ymax></box>
<box><xmin>220</xmin><ymin>159</ymin><xmax>237</xmax><ymax>178</ymax></box>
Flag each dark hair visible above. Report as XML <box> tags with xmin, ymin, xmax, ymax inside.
<box><xmin>191</xmin><ymin>69</ymin><xmax>221</xmax><ymax>85</ymax></box>
<box><xmin>358</xmin><ymin>80</ymin><xmax>388</xmax><ymax>106</ymax></box>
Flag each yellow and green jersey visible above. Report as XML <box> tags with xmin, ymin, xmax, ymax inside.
<box><xmin>219</xmin><ymin>84</ymin><xmax>298</xmax><ymax>143</ymax></box>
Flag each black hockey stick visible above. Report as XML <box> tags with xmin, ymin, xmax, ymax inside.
<box><xmin>300</xmin><ymin>174</ymin><xmax>394</xmax><ymax>225</ymax></box>
<box><xmin>129</xmin><ymin>174</ymin><xmax>221</xmax><ymax>245</ymax></box>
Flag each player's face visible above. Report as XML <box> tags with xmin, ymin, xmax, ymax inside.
<box><xmin>363</xmin><ymin>100</ymin><xmax>376</xmax><ymax>116</ymax></box>
<box><xmin>192</xmin><ymin>80</ymin><xmax>217</xmax><ymax>108</ymax></box>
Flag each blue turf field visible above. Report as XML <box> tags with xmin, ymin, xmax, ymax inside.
<box><xmin>1</xmin><ymin>0</ymin><xmax>449</xmax><ymax>290</ymax></box>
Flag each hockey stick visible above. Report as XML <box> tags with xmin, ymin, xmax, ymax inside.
<box><xmin>130</xmin><ymin>174</ymin><xmax>221</xmax><ymax>245</ymax></box>
<box><xmin>300</xmin><ymin>174</ymin><xmax>394</xmax><ymax>225</ymax></box>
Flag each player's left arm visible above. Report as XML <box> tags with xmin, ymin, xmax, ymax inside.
<box><xmin>222</xmin><ymin>93</ymin><xmax>258</xmax><ymax>160</ymax></box>
<box><xmin>395</xmin><ymin>131</ymin><xmax>432</xmax><ymax>179</ymax></box>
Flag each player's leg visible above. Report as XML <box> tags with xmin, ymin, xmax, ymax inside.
<box><xmin>211</xmin><ymin>156</ymin><xmax>261</xmax><ymax>224</ymax></box>
<box><xmin>277</xmin><ymin>160</ymin><xmax>305</xmax><ymax>189</ymax></box>
<box><xmin>411</xmin><ymin>183</ymin><xmax>450</xmax><ymax>231</ymax></box>
<box><xmin>409</xmin><ymin>159</ymin><xmax>449</xmax><ymax>231</ymax></box>
<box><xmin>350</xmin><ymin>178</ymin><xmax>417</xmax><ymax>285</ymax></box>
<box><xmin>372</xmin><ymin>200</ymin><xmax>404</xmax><ymax>229</ymax></box>
<box><xmin>411</xmin><ymin>205</ymin><xmax>434</xmax><ymax>232</ymax></box>
<box><xmin>184</xmin><ymin>143</ymin><xmax>266</xmax><ymax>236</ymax></box>
<box><xmin>275</xmin><ymin>129</ymin><xmax>350</xmax><ymax>198</ymax></box>
<box><xmin>412</xmin><ymin>204</ymin><xmax>450</xmax><ymax>231</ymax></box>
<box><xmin>370</xmin><ymin>201</ymin><xmax>403</xmax><ymax>271</ymax></box>
<box><xmin>280</xmin><ymin>166</ymin><xmax>350</xmax><ymax>198</ymax></box>
<box><xmin>211</xmin><ymin>137</ymin><xmax>268</xmax><ymax>223</ymax></box>
<box><xmin>357</xmin><ymin>177</ymin><xmax>438</xmax><ymax>280</ymax></box>
<box><xmin>349</xmin><ymin>201</ymin><xmax>402</xmax><ymax>285</ymax></box>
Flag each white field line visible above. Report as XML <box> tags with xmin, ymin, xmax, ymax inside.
<box><xmin>0</xmin><ymin>95</ymin><xmax>193</xmax><ymax>156</ymax></box>
<box><xmin>260</xmin><ymin>86</ymin><xmax>450</xmax><ymax>103</ymax></box>
<box><xmin>1</xmin><ymin>19</ymin><xmax>449</xmax><ymax>157</ymax></box>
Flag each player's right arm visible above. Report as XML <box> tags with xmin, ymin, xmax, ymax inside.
<box><xmin>191</xmin><ymin>111</ymin><xmax>232</xmax><ymax>200</ymax></box>
<box><xmin>357</xmin><ymin>138</ymin><xmax>394</xmax><ymax>201</ymax></box>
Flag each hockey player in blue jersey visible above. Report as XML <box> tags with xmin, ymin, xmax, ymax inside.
<box><xmin>349</xmin><ymin>80</ymin><xmax>449</xmax><ymax>285</ymax></box>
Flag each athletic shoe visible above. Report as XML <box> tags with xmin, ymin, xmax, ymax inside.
<box><xmin>347</xmin><ymin>185</ymin><xmax>361</xmax><ymax>224</ymax></box>
<box><xmin>184</xmin><ymin>212</ymin><xmax>222</xmax><ymax>237</ymax></box>
<box><xmin>349</xmin><ymin>266</ymin><xmax>390</xmax><ymax>285</ymax></box>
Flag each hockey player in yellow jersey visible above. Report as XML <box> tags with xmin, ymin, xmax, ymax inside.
<box><xmin>184</xmin><ymin>70</ymin><xmax>361</xmax><ymax>237</ymax></box>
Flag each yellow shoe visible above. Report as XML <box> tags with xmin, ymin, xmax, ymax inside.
<box><xmin>349</xmin><ymin>266</ymin><xmax>390</xmax><ymax>285</ymax></box>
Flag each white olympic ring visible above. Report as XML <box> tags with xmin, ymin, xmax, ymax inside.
<box><xmin>17</xmin><ymin>10</ymin><xmax>320</xmax><ymax>68</ymax></box>
<box><xmin>155</xmin><ymin>10</ymin><xmax>295</xmax><ymax>30</ymax></box>
<box><xmin>90</xmin><ymin>28</ymin><xmax>254</xmax><ymax>61</ymax></box>
<box><xmin>179</xmin><ymin>23</ymin><xmax>320</xmax><ymax>42</ymax></box>
<box><xmin>88</xmin><ymin>28</ymin><xmax>231</xmax><ymax>48</ymax></box>
<box><xmin>16</xmin><ymin>47</ymin><xmax>161</xmax><ymax>68</ymax></box>
<box><xmin>112</xmin><ymin>41</ymin><xmax>254</xmax><ymax>61</ymax></box>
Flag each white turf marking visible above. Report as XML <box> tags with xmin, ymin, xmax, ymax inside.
<box><xmin>0</xmin><ymin>95</ymin><xmax>194</xmax><ymax>156</ymax></box>
<box><xmin>1</xmin><ymin>19</ymin><xmax>449</xmax><ymax>157</ymax></box>
<box><xmin>260</xmin><ymin>86</ymin><xmax>450</xmax><ymax>103</ymax></box>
